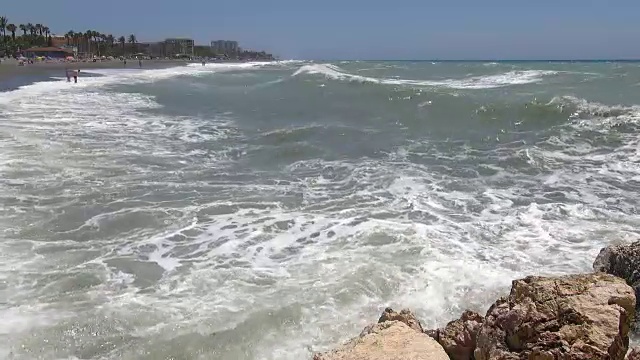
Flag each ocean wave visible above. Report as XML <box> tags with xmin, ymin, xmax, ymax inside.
<box><xmin>292</xmin><ymin>63</ymin><xmax>557</xmax><ymax>89</ymax></box>
<box><xmin>3</xmin><ymin>62</ymin><xmax>640</xmax><ymax>359</ymax></box>
<box><xmin>548</xmin><ymin>96</ymin><xmax>640</xmax><ymax>121</ymax></box>
<box><xmin>0</xmin><ymin>61</ymin><xmax>291</xmax><ymax>104</ymax></box>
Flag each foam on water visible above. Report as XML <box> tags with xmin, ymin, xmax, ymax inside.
<box><xmin>0</xmin><ymin>61</ymin><xmax>293</xmax><ymax>105</ymax></box>
<box><xmin>1</xmin><ymin>61</ymin><xmax>640</xmax><ymax>359</ymax></box>
<box><xmin>292</xmin><ymin>63</ymin><xmax>558</xmax><ymax>89</ymax></box>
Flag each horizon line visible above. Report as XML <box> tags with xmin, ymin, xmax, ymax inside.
<box><xmin>307</xmin><ymin>59</ymin><xmax>640</xmax><ymax>62</ymax></box>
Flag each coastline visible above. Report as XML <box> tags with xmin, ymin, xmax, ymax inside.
<box><xmin>0</xmin><ymin>59</ymin><xmax>191</xmax><ymax>92</ymax></box>
<box><xmin>314</xmin><ymin>242</ymin><xmax>640</xmax><ymax>360</ymax></box>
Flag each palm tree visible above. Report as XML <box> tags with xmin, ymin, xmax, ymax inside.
<box><xmin>91</xmin><ymin>31</ymin><xmax>103</xmax><ymax>56</ymax></box>
<box><xmin>0</xmin><ymin>16</ymin><xmax>7</xmax><ymax>39</ymax></box>
<box><xmin>65</xmin><ymin>30</ymin><xmax>74</xmax><ymax>46</ymax></box>
<box><xmin>27</xmin><ymin>23</ymin><xmax>35</xmax><ymax>36</ymax></box>
<box><xmin>6</xmin><ymin>23</ymin><xmax>16</xmax><ymax>41</ymax></box>
<box><xmin>118</xmin><ymin>35</ymin><xmax>126</xmax><ymax>53</ymax></box>
<box><xmin>35</xmin><ymin>24</ymin><xmax>43</xmax><ymax>36</ymax></box>
<box><xmin>106</xmin><ymin>34</ymin><xmax>115</xmax><ymax>55</ymax></box>
<box><xmin>84</xmin><ymin>30</ymin><xmax>92</xmax><ymax>56</ymax></box>
<box><xmin>19</xmin><ymin>24</ymin><xmax>27</xmax><ymax>36</ymax></box>
<box><xmin>0</xmin><ymin>16</ymin><xmax>6</xmax><ymax>55</ymax></box>
<box><xmin>73</xmin><ymin>32</ymin><xmax>82</xmax><ymax>52</ymax></box>
<box><xmin>128</xmin><ymin>34</ymin><xmax>137</xmax><ymax>53</ymax></box>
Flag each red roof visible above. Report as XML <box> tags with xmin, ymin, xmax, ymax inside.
<box><xmin>25</xmin><ymin>47</ymin><xmax>73</xmax><ymax>53</ymax></box>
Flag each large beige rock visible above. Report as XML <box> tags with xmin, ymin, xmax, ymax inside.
<box><xmin>474</xmin><ymin>273</ymin><xmax>635</xmax><ymax>360</ymax></box>
<box><xmin>426</xmin><ymin>310</ymin><xmax>484</xmax><ymax>360</ymax></box>
<box><xmin>313</xmin><ymin>320</ymin><xmax>449</xmax><ymax>360</ymax></box>
<box><xmin>594</xmin><ymin>241</ymin><xmax>640</xmax><ymax>327</ymax></box>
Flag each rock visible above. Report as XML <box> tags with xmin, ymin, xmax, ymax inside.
<box><xmin>313</xmin><ymin>321</ymin><xmax>449</xmax><ymax>360</ymax></box>
<box><xmin>426</xmin><ymin>310</ymin><xmax>484</xmax><ymax>360</ymax></box>
<box><xmin>474</xmin><ymin>273</ymin><xmax>635</xmax><ymax>360</ymax></box>
<box><xmin>377</xmin><ymin>308</ymin><xmax>424</xmax><ymax>333</ymax></box>
<box><xmin>359</xmin><ymin>308</ymin><xmax>423</xmax><ymax>337</ymax></box>
<box><xmin>594</xmin><ymin>241</ymin><xmax>640</xmax><ymax>320</ymax></box>
<box><xmin>628</xmin><ymin>348</ymin><xmax>640</xmax><ymax>360</ymax></box>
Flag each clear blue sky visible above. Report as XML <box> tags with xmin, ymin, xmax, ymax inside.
<box><xmin>3</xmin><ymin>0</ymin><xmax>640</xmax><ymax>60</ymax></box>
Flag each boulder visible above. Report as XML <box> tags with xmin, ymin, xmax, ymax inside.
<box><xmin>312</xmin><ymin>321</ymin><xmax>449</xmax><ymax>360</ymax></box>
<box><xmin>376</xmin><ymin>308</ymin><xmax>424</xmax><ymax>333</ymax></box>
<box><xmin>358</xmin><ymin>308</ymin><xmax>423</xmax><ymax>337</ymax></box>
<box><xmin>426</xmin><ymin>310</ymin><xmax>484</xmax><ymax>360</ymax></box>
<box><xmin>474</xmin><ymin>273</ymin><xmax>635</xmax><ymax>360</ymax></box>
<box><xmin>594</xmin><ymin>241</ymin><xmax>640</xmax><ymax>319</ymax></box>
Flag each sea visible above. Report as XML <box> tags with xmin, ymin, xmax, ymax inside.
<box><xmin>0</xmin><ymin>60</ymin><xmax>639</xmax><ymax>359</ymax></box>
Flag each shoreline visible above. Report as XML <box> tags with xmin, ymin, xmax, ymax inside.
<box><xmin>0</xmin><ymin>59</ymin><xmax>191</xmax><ymax>91</ymax></box>
<box><xmin>314</xmin><ymin>241</ymin><xmax>640</xmax><ymax>360</ymax></box>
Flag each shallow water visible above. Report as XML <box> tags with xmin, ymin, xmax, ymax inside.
<box><xmin>1</xmin><ymin>60</ymin><xmax>639</xmax><ymax>359</ymax></box>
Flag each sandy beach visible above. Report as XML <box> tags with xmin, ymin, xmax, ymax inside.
<box><xmin>0</xmin><ymin>59</ymin><xmax>191</xmax><ymax>90</ymax></box>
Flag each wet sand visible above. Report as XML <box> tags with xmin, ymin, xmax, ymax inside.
<box><xmin>0</xmin><ymin>59</ymin><xmax>190</xmax><ymax>90</ymax></box>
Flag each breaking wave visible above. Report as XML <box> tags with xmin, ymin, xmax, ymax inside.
<box><xmin>292</xmin><ymin>63</ymin><xmax>557</xmax><ymax>89</ymax></box>
<box><xmin>2</xmin><ymin>60</ymin><xmax>640</xmax><ymax>359</ymax></box>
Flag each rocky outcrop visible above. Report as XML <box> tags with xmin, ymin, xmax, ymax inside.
<box><xmin>474</xmin><ymin>273</ymin><xmax>635</xmax><ymax>360</ymax></box>
<box><xmin>426</xmin><ymin>310</ymin><xmax>484</xmax><ymax>360</ymax></box>
<box><xmin>376</xmin><ymin>308</ymin><xmax>424</xmax><ymax>333</ymax></box>
<box><xmin>313</xmin><ymin>308</ymin><xmax>448</xmax><ymax>360</ymax></box>
<box><xmin>313</xmin><ymin>321</ymin><xmax>449</xmax><ymax>360</ymax></box>
<box><xmin>594</xmin><ymin>241</ymin><xmax>640</xmax><ymax>319</ymax></box>
<box><xmin>315</xmin><ymin>260</ymin><xmax>638</xmax><ymax>360</ymax></box>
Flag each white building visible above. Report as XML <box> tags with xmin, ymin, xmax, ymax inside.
<box><xmin>164</xmin><ymin>38</ymin><xmax>194</xmax><ymax>57</ymax></box>
<box><xmin>210</xmin><ymin>40</ymin><xmax>239</xmax><ymax>54</ymax></box>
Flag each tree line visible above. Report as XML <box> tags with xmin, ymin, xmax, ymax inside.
<box><xmin>0</xmin><ymin>15</ymin><xmax>140</xmax><ymax>57</ymax></box>
<box><xmin>1</xmin><ymin>15</ymin><xmax>276</xmax><ymax>60</ymax></box>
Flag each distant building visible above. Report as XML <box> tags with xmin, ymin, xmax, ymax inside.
<box><xmin>210</xmin><ymin>40</ymin><xmax>239</xmax><ymax>54</ymax></box>
<box><xmin>164</xmin><ymin>38</ymin><xmax>194</xmax><ymax>57</ymax></box>
<box><xmin>50</xmin><ymin>35</ymin><xmax>67</xmax><ymax>48</ymax></box>
<box><xmin>25</xmin><ymin>47</ymin><xmax>74</xmax><ymax>58</ymax></box>
<box><xmin>138</xmin><ymin>42</ymin><xmax>166</xmax><ymax>58</ymax></box>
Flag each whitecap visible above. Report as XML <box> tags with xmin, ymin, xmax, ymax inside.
<box><xmin>292</xmin><ymin>63</ymin><xmax>557</xmax><ymax>89</ymax></box>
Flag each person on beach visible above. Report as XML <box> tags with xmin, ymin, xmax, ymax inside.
<box><xmin>123</xmin><ymin>59</ymin><xmax>127</xmax><ymax>67</ymax></box>
<box><xmin>138</xmin><ymin>59</ymin><xmax>142</xmax><ymax>68</ymax></box>
<box><xmin>66</xmin><ymin>69</ymin><xmax>80</xmax><ymax>83</ymax></box>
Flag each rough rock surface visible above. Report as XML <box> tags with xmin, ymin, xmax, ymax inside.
<box><xmin>594</xmin><ymin>241</ymin><xmax>640</xmax><ymax>318</ymax></box>
<box><xmin>474</xmin><ymin>273</ymin><xmax>635</xmax><ymax>360</ymax></box>
<box><xmin>628</xmin><ymin>348</ymin><xmax>640</xmax><ymax>360</ymax></box>
<box><xmin>426</xmin><ymin>310</ymin><xmax>484</xmax><ymax>360</ymax></box>
<box><xmin>377</xmin><ymin>308</ymin><xmax>424</xmax><ymax>333</ymax></box>
<box><xmin>358</xmin><ymin>308</ymin><xmax>424</xmax><ymax>337</ymax></box>
<box><xmin>313</xmin><ymin>321</ymin><xmax>449</xmax><ymax>360</ymax></box>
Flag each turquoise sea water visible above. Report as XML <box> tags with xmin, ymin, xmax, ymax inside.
<box><xmin>0</xmin><ymin>60</ymin><xmax>639</xmax><ymax>359</ymax></box>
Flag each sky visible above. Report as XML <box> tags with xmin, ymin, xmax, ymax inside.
<box><xmin>3</xmin><ymin>0</ymin><xmax>640</xmax><ymax>60</ymax></box>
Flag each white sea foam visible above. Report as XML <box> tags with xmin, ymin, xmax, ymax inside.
<box><xmin>292</xmin><ymin>63</ymin><xmax>557</xmax><ymax>89</ymax></box>
<box><xmin>0</xmin><ymin>61</ymin><xmax>291</xmax><ymax>105</ymax></box>
<box><xmin>549</xmin><ymin>95</ymin><xmax>640</xmax><ymax>128</ymax></box>
<box><xmin>2</xmin><ymin>62</ymin><xmax>640</xmax><ymax>359</ymax></box>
